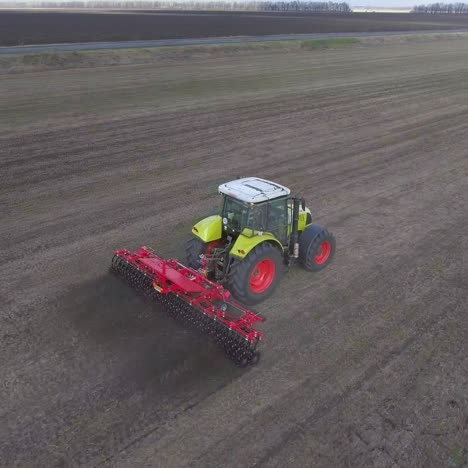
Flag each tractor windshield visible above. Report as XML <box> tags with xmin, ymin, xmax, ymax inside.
<box><xmin>222</xmin><ymin>196</ymin><xmax>267</xmax><ymax>234</ymax></box>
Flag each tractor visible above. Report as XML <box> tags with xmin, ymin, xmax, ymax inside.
<box><xmin>111</xmin><ymin>177</ymin><xmax>335</xmax><ymax>365</ymax></box>
<box><xmin>186</xmin><ymin>177</ymin><xmax>335</xmax><ymax>305</ymax></box>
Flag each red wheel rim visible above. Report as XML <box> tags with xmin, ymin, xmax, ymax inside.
<box><xmin>250</xmin><ymin>259</ymin><xmax>276</xmax><ymax>294</ymax></box>
<box><xmin>206</xmin><ymin>241</ymin><xmax>222</xmax><ymax>255</ymax></box>
<box><xmin>315</xmin><ymin>240</ymin><xmax>332</xmax><ymax>265</ymax></box>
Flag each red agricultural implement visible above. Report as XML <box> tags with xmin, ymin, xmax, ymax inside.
<box><xmin>111</xmin><ymin>246</ymin><xmax>264</xmax><ymax>366</ymax></box>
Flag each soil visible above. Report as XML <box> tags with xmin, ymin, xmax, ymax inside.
<box><xmin>2</xmin><ymin>9</ymin><xmax>468</xmax><ymax>46</ymax></box>
<box><xmin>1</xmin><ymin>39</ymin><xmax>467</xmax><ymax>467</ymax></box>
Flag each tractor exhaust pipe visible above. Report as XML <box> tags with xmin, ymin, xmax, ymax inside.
<box><xmin>291</xmin><ymin>197</ymin><xmax>304</xmax><ymax>258</ymax></box>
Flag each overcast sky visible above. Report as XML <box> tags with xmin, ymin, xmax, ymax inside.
<box><xmin>351</xmin><ymin>1</ymin><xmax>415</xmax><ymax>6</ymax></box>
<box><xmin>351</xmin><ymin>2</ymin><xmax>414</xmax><ymax>6</ymax></box>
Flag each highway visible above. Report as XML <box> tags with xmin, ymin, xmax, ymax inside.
<box><xmin>0</xmin><ymin>29</ymin><xmax>464</xmax><ymax>54</ymax></box>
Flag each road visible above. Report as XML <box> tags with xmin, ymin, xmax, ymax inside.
<box><xmin>1</xmin><ymin>38</ymin><xmax>467</xmax><ymax>467</ymax></box>
<box><xmin>0</xmin><ymin>29</ymin><xmax>464</xmax><ymax>54</ymax></box>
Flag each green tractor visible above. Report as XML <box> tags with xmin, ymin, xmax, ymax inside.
<box><xmin>186</xmin><ymin>177</ymin><xmax>335</xmax><ymax>305</ymax></box>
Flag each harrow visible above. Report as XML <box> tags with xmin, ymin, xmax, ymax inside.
<box><xmin>111</xmin><ymin>246</ymin><xmax>264</xmax><ymax>366</ymax></box>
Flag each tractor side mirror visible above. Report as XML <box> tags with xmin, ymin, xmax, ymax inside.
<box><xmin>301</xmin><ymin>199</ymin><xmax>306</xmax><ymax>211</ymax></box>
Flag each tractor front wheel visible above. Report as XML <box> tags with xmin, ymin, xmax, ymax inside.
<box><xmin>299</xmin><ymin>224</ymin><xmax>336</xmax><ymax>272</ymax></box>
<box><xmin>228</xmin><ymin>242</ymin><xmax>284</xmax><ymax>305</ymax></box>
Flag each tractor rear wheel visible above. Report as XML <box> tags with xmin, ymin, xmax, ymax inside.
<box><xmin>185</xmin><ymin>237</ymin><xmax>222</xmax><ymax>270</ymax></box>
<box><xmin>228</xmin><ymin>242</ymin><xmax>284</xmax><ymax>305</ymax></box>
<box><xmin>185</xmin><ymin>237</ymin><xmax>207</xmax><ymax>269</ymax></box>
<box><xmin>299</xmin><ymin>224</ymin><xmax>335</xmax><ymax>272</ymax></box>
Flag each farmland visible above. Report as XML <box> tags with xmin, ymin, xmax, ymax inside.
<box><xmin>1</xmin><ymin>36</ymin><xmax>468</xmax><ymax>466</ymax></box>
<box><xmin>2</xmin><ymin>9</ymin><xmax>468</xmax><ymax>45</ymax></box>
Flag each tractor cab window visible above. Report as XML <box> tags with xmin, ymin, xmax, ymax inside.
<box><xmin>223</xmin><ymin>197</ymin><xmax>249</xmax><ymax>232</ymax></box>
<box><xmin>267</xmin><ymin>198</ymin><xmax>288</xmax><ymax>244</ymax></box>
<box><xmin>222</xmin><ymin>196</ymin><xmax>287</xmax><ymax>240</ymax></box>
<box><xmin>247</xmin><ymin>204</ymin><xmax>268</xmax><ymax>231</ymax></box>
<box><xmin>222</xmin><ymin>197</ymin><xmax>268</xmax><ymax>234</ymax></box>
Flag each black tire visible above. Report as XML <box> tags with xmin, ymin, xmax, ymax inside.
<box><xmin>227</xmin><ymin>242</ymin><xmax>284</xmax><ymax>305</ymax></box>
<box><xmin>185</xmin><ymin>236</ymin><xmax>208</xmax><ymax>269</ymax></box>
<box><xmin>299</xmin><ymin>224</ymin><xmax>335</xmax><ymax>272</ymax></box>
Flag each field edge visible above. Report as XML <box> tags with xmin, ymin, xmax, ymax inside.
<box><xmin>2</xmin><ymin>31</ymin><xmax>468</xmax><ymax>74</ymax></box>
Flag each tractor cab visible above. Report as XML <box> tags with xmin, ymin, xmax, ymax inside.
<box><xmin>218</xmin><ymin>177</ymin><xmax>295</xmax><ymax>244</ymax></box>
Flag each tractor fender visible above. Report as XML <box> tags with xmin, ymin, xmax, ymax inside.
<box><xmin>192</xmin><ymin>215</ymin><xmax>222</xmax><ymax>243</ymax></box>
<box><xmin>300</xmin><ymin>223</ymin><xmax>325</xmax><ymax>240</ymax></box>
<box><xmin>230</xmin><ymin>231</ymin><xmax>283</xmax><ymax>259</ymax></box>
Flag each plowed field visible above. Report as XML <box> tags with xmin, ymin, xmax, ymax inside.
<box><xmin>1</xmin><ymin>39</ymin><xmax>467</xmax><ymax>466</ymax></box>
<box><xmin>1</xmin><ymin>9</ymin><xmax>468</xmax><ymax>46</ymax></box>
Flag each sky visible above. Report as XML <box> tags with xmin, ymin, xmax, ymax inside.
<box><xmin>351</xmin><ymin>1</ymin><xmax>415</xmax><ymax>7</ymax></box>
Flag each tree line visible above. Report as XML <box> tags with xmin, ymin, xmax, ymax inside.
<box><xmin>259</xmin><ymin>1</ymin><xmax>351</xmax><ymax>12</ymax></box>
<box><xmin>413</xmin><ymin>2</ymin><xmax>468</xmax><ymax>13</ymax></box>
<box><xmin>4</xmin><ymin>0</ymin><xmax>351</xmax><ymax>12</ymax></box>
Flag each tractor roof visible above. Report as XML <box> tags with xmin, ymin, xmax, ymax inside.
<box><xmin>218</xmin><ymin>177</ymin><xmax>291</xmax><ymax>203</ymax></box>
